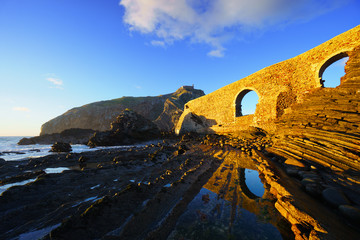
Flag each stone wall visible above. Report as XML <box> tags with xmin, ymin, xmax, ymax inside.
<box><xmin>176</xmin><ymin>25</ymin><xmax>360</xmax><ymax>135</ymax></box>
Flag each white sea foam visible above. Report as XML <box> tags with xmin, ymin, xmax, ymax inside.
<box><xmin>0</xmin><ymin>136</ymin><xmax>149</xmax><ymax>161</ymax></box>
<box><xmin>0</xmin><ymin>178</ymin><xmax>37</xmax><ymax>195</ymax></box>
<box><xmin>44</xmin><ymin>167</ymin><xmax>70</xmax><ymax>174</ymax></box>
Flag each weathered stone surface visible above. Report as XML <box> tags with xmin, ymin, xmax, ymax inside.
<box><xmin>0</xmin><ymin>158</ymin><xmax>5</xmax><ymax>166</ymax></box>
<box><xmin>176</xmin><ymin>25</ymin><xmax>360</xmax><ymax>134</ymax></box>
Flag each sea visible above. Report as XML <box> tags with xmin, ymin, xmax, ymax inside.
<box><xmin>0</xmin><ymin>136</ymin><xmax>127</xmax><ymax>161</ymax></box>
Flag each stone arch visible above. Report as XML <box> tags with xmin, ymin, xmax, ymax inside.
<box><xmin>319</xmin><ymin>52</ymin><xmax>349</xmax><ymax>87</ymax></box>
<box><xmin>235</xmin><ymin>89</ymin><xmax>259</xmax><ymax>117</ymax></box>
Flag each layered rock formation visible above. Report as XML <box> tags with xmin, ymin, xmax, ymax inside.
<box><xmin>40</xmin><ymin>86</ymin><xmax>204</xmax><ymax>135</ymax></box>
<box><xmin>269</xmin><ymin>45</ymin><xmax>360</xmax><ymax>173</ymax></box>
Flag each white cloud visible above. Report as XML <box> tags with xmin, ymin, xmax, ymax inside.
<box><xmin>120</xmin><ymin>0</ymin><xmax>345</xmax><ymax>57</ymax></box>
<box><xmin>47</xmin><ymin>77</ymin><xmax>63</xmax><ymax>86</ymax></box>
<box><xmin>46</xmin><ymin>77</ymin><xmax>64</xmax><ymax>89</ymax></box>
<box><xmin>151</xmin><ymin>40</ymin><xmax>166</xmax><ymax>47</ymax></box>
<box><xmin>13</xmin><ymin>107</ymin><xmax>30</xmax><ymax>112</ymax></box>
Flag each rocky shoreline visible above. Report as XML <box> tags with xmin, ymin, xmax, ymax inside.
<box><xmin>1</xmin><ymin>131</ymin><xmax>359</xmax><ymax>239</ymax></box>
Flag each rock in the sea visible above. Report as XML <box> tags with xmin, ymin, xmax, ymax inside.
<box><xmin>50</xmin><ymin>142</ymin><xmax>72</xmax><ymax>152</ymax></box>
<box><xmin>18</xmin><ymin>128</ymin><xmax>95</xmax><ymax>145</ymax></box>
<box><xmin>322</xmin><ymin>187</ymin><xmax>350</xmax><ymax>207</ymax></box>
<box><xmin>0</xmin><ymin>158</ymin><xmax>6</xmax><ymax>166</ymax></box>
<box><xmin>17</xmin><ymin>138</ymin><xmax>36</xmax><ymax>145</ymax></box>
<box><xmin>87</xmin><ymin>109</ymin><xmax>161</xmax><ymax>147</ymax></box>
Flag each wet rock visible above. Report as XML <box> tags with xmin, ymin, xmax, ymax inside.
<box><xmin>0</xmin><ymin>158</ymin><xmax>5</xmax><ymax>166</ymax></box>
<box><xmin>301</xmin><ymin>178</ymin><xmax>317</xmax><ymax>186</ymax></box>
<box><xmin>339</xmin><ymin>205</ymin><xmax>360</xmax><ymax>222</ymax></box>
<box><xmin>305</xmin><ymin>183</ymin><xmax>323</xmax><ymax>198</ymax></box>
<box><xmin>322</xmin><ymin>187</ymin><xmax>350</xmax><ymax>207</ymax></box>
<box><xmin>202</xmin><ymin>194</ymin><xmax>210</xmax><ymax>203</ymax></box>
<box><xmin>29</xmin><ymin>149</ymin><xmax>41</xmax><ymax>152</ymax></box>
<box><xmin>285</xmin><ymin>166</ymin><xmax>299</xmax><ymax>177</ymax></box>
<box><xmin>78</xmin><ymin>156</ymin><xmax>87</xmax><ymax>163</ymax></box>
<box><xmin>49</xmin><ymin>142</ymin><xmax>72</xmax><ymax>153</ymax></box>
<box><xmin>2</xmin><ymin>151</ymin><xmax>25</xmax><ymax>155</ymax></box>
<box><xmin>302</xmin><ymin>173</ymin><xmax>320</xmax><ymax>180</ymax></box>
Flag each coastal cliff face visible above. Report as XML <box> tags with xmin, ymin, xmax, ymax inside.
<box><xmin>40</xmin><ymin>86</ymin><xmax>204</xmax><ymax>135</ymax></box>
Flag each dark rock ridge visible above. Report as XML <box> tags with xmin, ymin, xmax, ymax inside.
<box><xmin>40</xmin><ymin>86</ymin><xmax>205</xmax><ymax>135</ymax></box>
<box><xmin>87</xmin><ymin>109</ymin><xmax>161</xmax><ymax>147</ymax></box>
<box><xmin>50</xmin><ymin>142</ymin><xmax>72</xmax><ymax>153</ymax></box>
<box><xmin>18</xmin><ymin>128</ymin><xmax>95</xmax><ymax>145</ymax></box>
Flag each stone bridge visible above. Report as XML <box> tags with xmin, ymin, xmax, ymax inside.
<box><xmin>176</xmin><ymin>25</ymin><xmax>360</xmax><ymax>135</ymax></box>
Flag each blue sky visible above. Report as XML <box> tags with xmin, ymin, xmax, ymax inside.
<box><xmin>0</xmin><ymin>0</ymin><xmax>359</xmax><ymax>136</ymax></box>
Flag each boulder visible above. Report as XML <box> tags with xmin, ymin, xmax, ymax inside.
<box><xmin>17</xmin><ymin>138</ymin><xmax>36</xmax><ymax>145</ymax></box>
<box><xmin>0</xmin><ymin>158</ymin><xmax>6</xmax><ymax>166</ymax></box>
<box><xmin>50</xmin><ymin>142</ymin><xmax>72</xmax><ymax>152</ymax></box>
<box><xmin>339</xmin><ymin>205</ymin><xmax>360</xmax><ymax>222</ymax></box>
<box><xmin>322</xmin><ymin>187</ymin><xmax>350</xmax><ymax>207</ymax></box>
<box><xmin>87</xmin><ymin>109</ymin><xmax>161</xmax><ymax>147</ymax></box>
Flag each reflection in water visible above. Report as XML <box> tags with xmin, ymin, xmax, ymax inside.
<box><xmin>168</xmin><ymin>188</ymin><xmax>282</xmax><ymax>240</ymax></box>
<box><xmin>245</xmin><ymin>169</ymin><xmax>265</xmax><ymax>197</ymax></box>
<box><xmin>168</xmin><ymin>153</ymin><xmax>289</xmax><ymax>240</ymax></box>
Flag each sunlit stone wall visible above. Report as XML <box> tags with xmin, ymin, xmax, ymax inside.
<box><xmin>176</xmin><ymin>25</ymin><xmax>360</xmax><ymax>134</ymax></box>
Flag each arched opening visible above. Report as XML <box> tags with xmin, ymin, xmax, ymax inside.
<box><xmin>235</xmin><ymin>90</ymin><xmax>259</xmax><ymax>117</ymax></box>
<box><xmin>319</xmin><ymin>53</ymin><xmax>349</xmax><ymax>88</ymax></box>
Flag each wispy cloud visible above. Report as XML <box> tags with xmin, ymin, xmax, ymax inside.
<box><xmin>46</xmin><ymin>77</ymin><xmax>64</xmax><ymax>89</ymax></box>
<box><xmin>13</xmin><ymin>107</ymin><xmax>30</xmax><ymax>112</ymax></box>
<box><xmin>151</xmin><ymin>40</ymin><xmax>166</xmax><ymax>47</ymax></box>
<box><xmin>120</xmin><ymin>0</ymin><xmax>346</xmax><ymax>57</ymax></box>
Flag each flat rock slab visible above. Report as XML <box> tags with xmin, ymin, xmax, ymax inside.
<box><xmin>284</xmin><ymin>159</ymin><xmax>306</xmax><ymax>168</ymax></box>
